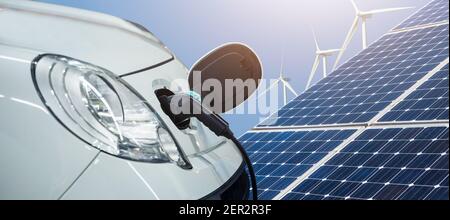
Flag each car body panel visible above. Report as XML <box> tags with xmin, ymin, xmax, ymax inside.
<box><xmin>0</xmin><ymin>45</ymin><xmax>99</xmax><ymax>199</ymax></box>
<box><xmin>121</xmin><ymin>61</ymin><xmax>230</xmax><ymax>156</ymax></box>
<box><xmin>61</xmin><ymin>140</ymin><xmax>242</xmax><ymax>200</ymax></box>
<box><xmin>0</xmin><ymin>1</ymin><xmax>244</xmax><ymax>199</ymax></box>
<box><xmin>0</xmin><ymin>0</ymin><xmax>173</xmax><ymax>74</ymax></box>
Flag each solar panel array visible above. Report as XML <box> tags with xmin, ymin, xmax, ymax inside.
<box><xmin>380</xmin><ymin>64</ymin><xmax>449</xmax><ymax>122</ymax></box>
<box><xmin>240</xmin><ymin>0</ymin><xmax>449</xmax><ymax>200</ymax></box>
<box><xmin>282</xmin><ymin>127</ymin><xmax>449</xmax><ymax>200</ymax></box>
<box><xmin>258</xmin><ymin>24</ymin><xmax>448</xmax><ymax>127</ymax></box>
<box><xmin>395</xmin><ymin>0</ymin><xmax>449</xmax><ymax>30</ymax></box>
<box><xmin>240</xmin><ymin>129</ymin><xmax>356</xmax><ymax>200</ymax></box>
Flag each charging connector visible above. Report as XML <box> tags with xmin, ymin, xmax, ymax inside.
<box><xmin>155</xmin><ymin>88</ymin><xmax>258</xmax><ymax>200</ymax></box>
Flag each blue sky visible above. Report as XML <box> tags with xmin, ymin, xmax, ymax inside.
<box><xmin>38</xmin><ymin>0</ymin><xmax>430</xmax><ymax>136</ymax></box>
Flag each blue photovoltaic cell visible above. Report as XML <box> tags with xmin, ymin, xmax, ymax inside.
<box><xmin>258</xmin><ymin>24</ymin><xmax>449</xmax><ymax>127</ymax></box>
<box><xmin>395</xmin><ymin>0</ymin><xmax>449</xmax><ymax>30</ymax></box>
<box><xmin>243</xmin><ymin>0</ymin><xmax>449</xmax><ymax>200</ymax></box>
<box><xmin>380</xmin><ymin>64</ymin><xmax>449</xmax><ymax>122</ymax></box>
<box><xmin>282</xmin><ymin>127</ymin><xmax>449</xmax><ymax>200</ymax></box>
<box><xmin>239</xmin><ymin>129</ymin><xmax>356</xmax><ymax>200</ymax></box>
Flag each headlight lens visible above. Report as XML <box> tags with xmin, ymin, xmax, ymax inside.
<box><xmin>32</xmin><ymin>54</ymin><xmax>190</xmax><ymax>168</ymax></box>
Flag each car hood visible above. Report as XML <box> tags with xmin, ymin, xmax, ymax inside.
<box><xmin>0</xmin><ymin>0</ymin><xmax>224</xmax><ymax>157</ymax></box>
<box><xmin>0</xmin><ymin>0</ymin><xmax>173</xmax><ymax>74</ymax></box>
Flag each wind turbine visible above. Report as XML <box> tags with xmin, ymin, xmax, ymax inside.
<box><xmin>258</xmin><ymin>55</ymin><xmax>298</xmax><ymax>106</ymax></box>
<box><xmin>333</xmin><ymin>0</ymin><xmax>413</xmax><ymax>70</ymax></box>
<box><xmin>305</xmin><ymin>30</ymin><xmax>340</xmax><ymax>90</ymax></box>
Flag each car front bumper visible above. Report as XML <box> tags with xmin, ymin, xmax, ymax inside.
<box><xmin>61</xmin><ymin>138</ymin><xmax>247</xmax><ymax>200</ymax></box>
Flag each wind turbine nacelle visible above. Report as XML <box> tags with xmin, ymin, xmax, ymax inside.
<box><xmin>359</xmin><ymin>12</ymin><xmax>373</xmax><ymax>19</ymax></box>
<box><xmin>188</xmin><ymin>43</ymin><xmax>263</xmax><ymax>113</ymax></box>
<box><xmin>283</xmin><ymin>77</ymin><xmax>291</xmax><ymax>82</ymax></box>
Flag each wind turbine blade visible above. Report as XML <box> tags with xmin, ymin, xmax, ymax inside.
<box><xmin>312</xmin><ymin>28</ymin><xmax>320</xmax><ymax>51</ymax></box>
<box><xmin>366</xmin><ymin>7</ymin><xmax>414</xmax><ymax>15</ymax></box>
<box><xmin>257</xmin><ymin>80</ymin><xmax>279</xmax><ymax>99</ymax></box>
<box><xmin>328</xmin><ymin>49</ymin><xmax>341</xmax><ymax>53</ymax></box>
<box><xmin>333</xmin><ymin>16</ymin><xmax>359</xmax><ymax>70</ymax></box>
<box><xmin>306</xmin><ymin>55</ymin><xmax>320</xmax><ymax>90</ymax></box>
<box><xmin>279</xmin><ymin>49</ymin><xmax>285</xmax><ymax>77</ymax></box>
<box><xmin>323</xmin><ymin>49</ymin><xmax>341</xmax><ymax>54</ymax></box>
<box><xmin>350</xmin><ymin>0</ymin><xmax>359</xmax><ymax>12</ymax></box>
<box><xmin>283</xmin><ymin>81</ymin><xmax>298</xmax><ymax>96</ymax></box>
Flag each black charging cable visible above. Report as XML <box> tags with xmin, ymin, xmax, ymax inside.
<box><xmin>228</xmin><ymin>135</ymin><xmax>258</xmax><ymax>200</ymax></box>
<box><xmin>155</xmin><ymin>88</ymin><xmax>258</xmax><ymax>200</ymax></box>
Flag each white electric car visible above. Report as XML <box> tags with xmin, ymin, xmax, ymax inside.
<box><xmin>0</xmin><ymin>0</ymin><xmax>262</xmax><ymax>200</ymax></box>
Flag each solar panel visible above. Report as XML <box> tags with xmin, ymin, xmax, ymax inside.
<box><xmin>395</xmin><ymin>0</ymin><xmax>449</xmax><ymax>30</ymax></box>
<box><xmin>258</xmin><ymin>24</ymin><xmax>449</xmax><ymax>127</ymax></box>
<box><xmin>241</xmin><ymin>0</ymin><xmax>449</xmax><ymax>200</ymax></box>
<box><xmin>380</xmin><ymin>64</ymin><xmax>449</xmax><ymax>122</ymax></box>
<box><xmin>240</xmin><ymin>129</ymin><xmax>356</xmax><ymax>199</ymax></box>
<box><xmin>281</xmin><ymin>126</ymin><xmax>449</xmax><ymax>200</ymax></box>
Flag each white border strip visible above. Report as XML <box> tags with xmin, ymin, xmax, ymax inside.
<box><xmin>388</xmin><ymin>20</ymin><xmax>449</xmax><ymax>35</ymax></box>
<box><xmin>370</xmin><ymin>121</ymin><xmax>449</xmax><ymax>129</ymax></box>
<box><xmin>251</xmin><ymin>123</ymin><xmax>367</xmax><ymax>132</ymax></box>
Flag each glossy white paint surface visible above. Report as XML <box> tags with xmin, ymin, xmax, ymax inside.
<box><xmin>0</xmin><ymin>45</ymin><xmax>99</xmax><ymax>199</ymax></box>
<box><xmin>62</xmin><ymin>140</ymin><xmax>242</xmax><ymax>200</ymax></box>
<box><xmin>0</xmin><ymin>0</ymin><xmax>172</xmax><ymax>74</ymax></box>
<box><xmin>0</xmin><ymin>0</ymin><xmax>243</xmax><ymax>199</ymax></box>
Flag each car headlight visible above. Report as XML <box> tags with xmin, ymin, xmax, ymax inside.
<box><xmin>31</xmin><ymin>54</ymin><xmax>191</xmax><ymax>169</ymax></box>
